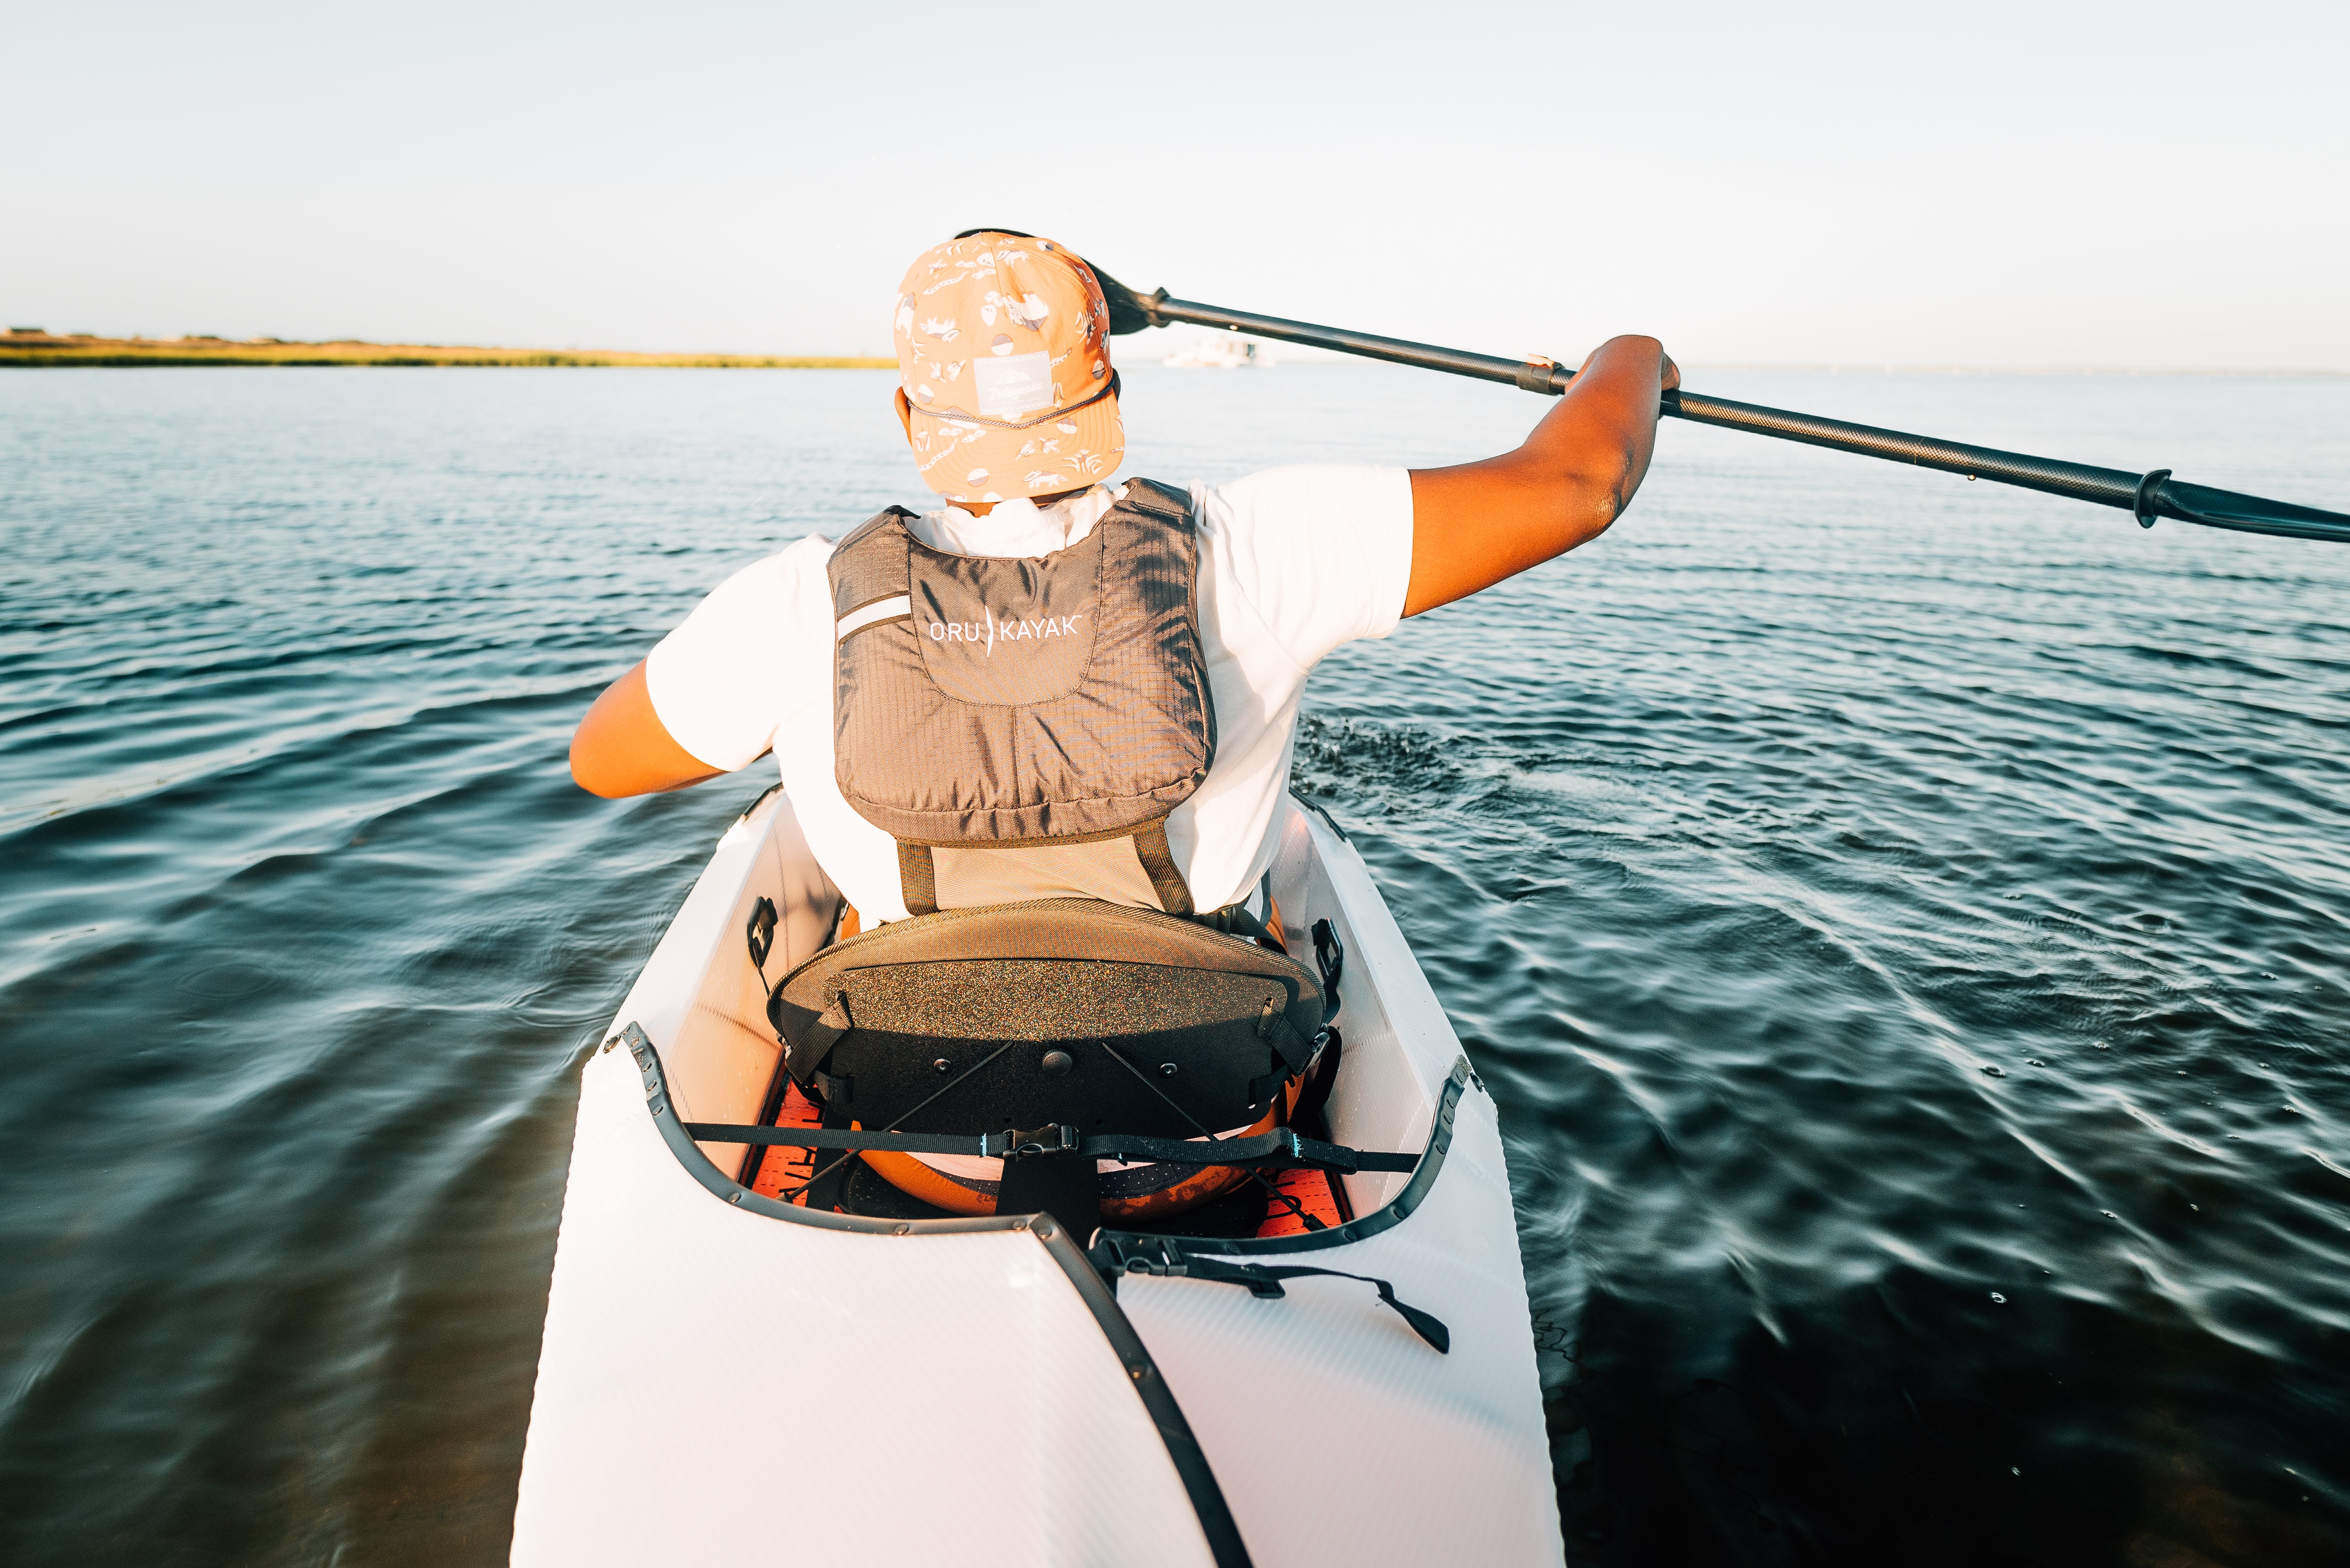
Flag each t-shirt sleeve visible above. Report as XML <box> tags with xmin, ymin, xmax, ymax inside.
<box><xmin>643</xmin><ymin>536</ymin><xmax>835</xmax><ymax>771</ymax></box>
<box><xmin>1196</xmin><ymin>465</ymin><xmax>1415</xmax><ymax>672</ymax></box>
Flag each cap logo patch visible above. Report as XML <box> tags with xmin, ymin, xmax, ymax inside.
<box><xmin>973</xmin><ymin>352</ymin><xmax>1053</xmax><ymax>419</ymax></box>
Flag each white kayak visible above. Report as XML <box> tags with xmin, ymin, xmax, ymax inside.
<box><xmin>511</xmin><ymin>786</ymin><xmax>1563</xmax><ymax>1567</ymax></box>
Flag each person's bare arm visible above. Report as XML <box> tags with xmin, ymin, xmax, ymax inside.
<box><xmin>568</xmin><ymin>660</ymin><xmax>728</xmax><ymax>797</ymax></box>
<box><xmin>1403</xmin><ymin>335</ymin><xmax>1678</xmax><ymax>616</ymax></box>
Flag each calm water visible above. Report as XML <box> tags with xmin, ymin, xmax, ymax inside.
<box><xmin>4</xmin><ymin>363</ymin><xmax>2347</xmax><ymax>1566</ymax></box>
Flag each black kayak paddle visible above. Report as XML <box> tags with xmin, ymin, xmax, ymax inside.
<box><xmin>1084</xmin><ymin>264</ymin><xmax>2350</xmax><ymax>547</ymax></box>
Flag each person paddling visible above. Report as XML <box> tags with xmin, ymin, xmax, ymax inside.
<box><xmin>569</xmin><ymin>230</ymin><xmax>1677</xmax><ymax>931</ymax></box>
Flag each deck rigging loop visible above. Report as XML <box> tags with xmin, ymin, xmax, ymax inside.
<box><xmin>1311</xmin><ymin>919</ymin><xmax>1345</xmax><ymax>1025</ymax></box>
<box><xmin>743</xmin><ymin>896</ymin><xmax>778</xmax><ymax>977</ymax></box>
<box><xmin>1096</xmin><ymin>1239</ymin><xmax>1452</xmax><ymax>1355</ymax></box>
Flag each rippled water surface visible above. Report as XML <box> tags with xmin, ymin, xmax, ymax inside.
<box><xmin>5</xmin><ymin>364</ymin><xmax>2347</xmax><ymax>1565</ymax></box>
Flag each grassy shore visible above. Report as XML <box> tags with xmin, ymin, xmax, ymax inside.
<box><xmin>0</xmin><ymin>332</ymin><xmax>892</xmax><ymax>368</ymax></box>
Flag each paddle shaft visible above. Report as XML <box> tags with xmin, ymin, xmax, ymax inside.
<box><xmin>1125</xmin><ymin>291</ymin><xmax>2350</xmax><ymax>545</ymax></box>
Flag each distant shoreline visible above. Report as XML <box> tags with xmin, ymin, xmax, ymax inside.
<box><xmin>0</xmin><ymin>332</ymin><xmax>892</xmax><ymax>368</ymax></box>
<box><xmin>3</xmin><ymin>332</ymin><xmax>2336</xmax><ymax>377</ymax></box>
<box><xmin>1685</xmin><ymin>362</ymin><xmax>2346</xmax><ymax>378</ymax></box>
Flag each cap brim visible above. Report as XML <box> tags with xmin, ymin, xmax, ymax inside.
<box><xmin>903</xmin><ymin>385</ymin><xmax>1125</xmax><ymax>503</ymax></box>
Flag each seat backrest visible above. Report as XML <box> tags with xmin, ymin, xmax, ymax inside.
<box><xmin>768</xmin><ymin>899</ymin><xmax>1323</xmax><ymax>1137</ymax></box>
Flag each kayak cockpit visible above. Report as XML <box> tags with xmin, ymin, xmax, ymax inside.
<box><xmin>645</xmin><ymin>787</ymin><xmax>1443</xmax><ymax>1241</ymax></box>
<box><xmin>748</xmin><ymin>893</ymin><xmax>1346</xmax><ymax>1237</ymax></box>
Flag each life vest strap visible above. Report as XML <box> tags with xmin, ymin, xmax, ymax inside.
<box><xmin>892</xmin><ymin>824</ymin><xmax>1194</xmax><ymax>919</ymax></box>
<box><xmin>897</xmin><ymin>841</ymin><xmax>939</xmax><ymax>916</ymax></box>
<box><xmin>1130</xmin><ymin>819</ymin><xmax>1194</xmax><ymax>915</ymax></box>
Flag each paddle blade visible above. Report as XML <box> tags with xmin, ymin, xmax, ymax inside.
<box><xmin>2159</xmin><ymin>478</ymin><xmax>2350</xmax><ymax>544</ymax></box>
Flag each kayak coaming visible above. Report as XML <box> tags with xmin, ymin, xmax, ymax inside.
<box><xmin>512</xmin><ymin>788</ymin><xmax>1564</xmax><ymax>1566</ymax></box>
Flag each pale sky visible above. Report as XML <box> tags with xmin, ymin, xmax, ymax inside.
<box><xmin>5</xmin><ymin>0</ymin><xmax>2344</xmax><ymax>369</ymax></box>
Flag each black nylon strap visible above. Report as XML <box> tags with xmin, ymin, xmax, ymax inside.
<box><xmin>1131</xmin><ymin>820</ymin><xmax>1194</xmax><ymax>916</ymax></box>
<box><xmin>1105</xmin><ymin>1244</ymin><xmax>1451</xmax><ymax>1354</ymax></box>
<box><xmin>678</xmin><ymin>1122</ymin><xmax>1418</xmax><ymax>1172</ymax></box>
<box><xmin>1195</xmin><ymin>900</ymin><xmax>1275</xmax><ymax>944</ymax></box>
<box><xmin>683</xmin><ymin>1126</ymin><xmax>1010</xmax><ymax>1155</ymax></box>
<box><xmin>783</xmin><ymin>990</ymin><xmax>852</xmax><ymax>1081</ymax></box>
<box><xmin>1085</xmin><ymin>1128</ymin><xmax>1413</xmax><ymax>1172</ymax></box>
<box><xmin>897</xmin><ymin>841</ymin><xmax>938</xmax><ymax>915</ymax></box>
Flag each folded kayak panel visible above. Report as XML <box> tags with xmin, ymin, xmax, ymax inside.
<box><xmin>510</xmin><ymin>1029</ymin><xmax>1220</xmax><ymax>1568</ymax></box>
<box><xmin>1104</xmin><ymin>803</ymin><xmax>1560</xmax><ymax>1566</ymax></box>
<box><xmin>1113</xmin><ymin>1086</ymin><xmax>1557</xmax><ymax>1566</ymax></box>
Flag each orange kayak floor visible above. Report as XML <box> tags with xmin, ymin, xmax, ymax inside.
<box><xmin>744</xmin><ymin>1077</ymin><xmax>1349</xmax><ymax>1237</ymax></box>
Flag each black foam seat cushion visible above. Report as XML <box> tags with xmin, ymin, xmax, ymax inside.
<box><xmin>768</xmin><ymin>898</ymin><xmax>1324</xmax><ymax>1135</ymax></box>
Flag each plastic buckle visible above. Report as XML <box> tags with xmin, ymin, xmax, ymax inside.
<box><xmin>1114</xmin><ymin>1239</ymin><xmax>1186</xmax><ymax>1279</ymax></box>
<box><xmin>988</xmin><ymin>1123</ymin><xmax>1078</xmax><ymax>1160</ymax></box>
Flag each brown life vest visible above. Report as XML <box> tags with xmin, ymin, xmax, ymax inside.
<box><xmin>825</xmin><ymin>478</ymin><xmax>1215</xmax><ymax>917</ymax></box>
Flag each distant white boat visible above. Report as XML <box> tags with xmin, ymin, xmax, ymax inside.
<box><xmin>1165</xmin><ymin>335</ymin><xmax>1273</xmax><ymax>369</ymax></box>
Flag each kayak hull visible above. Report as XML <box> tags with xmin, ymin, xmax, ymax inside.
<box><xmin>512</xmin><ymin>790</ymin><xmax>1562</xmax><ymax>1566</ymax></box>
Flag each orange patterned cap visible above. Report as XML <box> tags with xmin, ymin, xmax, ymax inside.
<box><xmin>892</xmin><ymin>232</ymin><xmax>1123</xmax><ymax>503</ymax></box>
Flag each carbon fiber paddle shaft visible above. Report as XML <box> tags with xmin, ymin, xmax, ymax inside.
<box><xmin>1662</xmin><ymin>389</ymin><xmax>2350</xmax><ymax>544</ymax></box>
<box><xmin>1126</xmin><ymin>289</ymin><xmax>2350</xmax><ymax>545</ymax></box>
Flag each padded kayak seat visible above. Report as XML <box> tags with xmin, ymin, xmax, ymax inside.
<box><xmin>771</xmin><ymin>897</ymin><xmax>1325</xmax><ymax>1133</ymax></box>
<box><xmin>765</xmin><ymin>898</ymin><xmax>1329</xmax><ymax>1230</ymax></box>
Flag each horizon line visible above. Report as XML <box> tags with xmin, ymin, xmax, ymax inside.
<box><xmin>1676</xmin><ymin>362</ymin><xmax>2348</xmax><ymax>378</ymax></box>
<box><xmin>7</xmin><ymin>333</ymin><xmax>2343</xmax><ymax>379</ymax></box>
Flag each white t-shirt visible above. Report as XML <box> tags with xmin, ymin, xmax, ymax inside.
<box><xmin>645</xmin><ymin>465</ymin><xmax>1415</xmax><ymax>922</ymax></box>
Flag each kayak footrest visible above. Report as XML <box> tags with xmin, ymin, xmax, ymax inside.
<box><xmin>1090</xmin><ymin>1236</ymin><xmax>1451</xmax><ymax>1355</ymax></box>
<box><xmin>679</xmin><ymin>1121</ymin><xmax>1418</xmax><ymax>1174</ymax></box>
